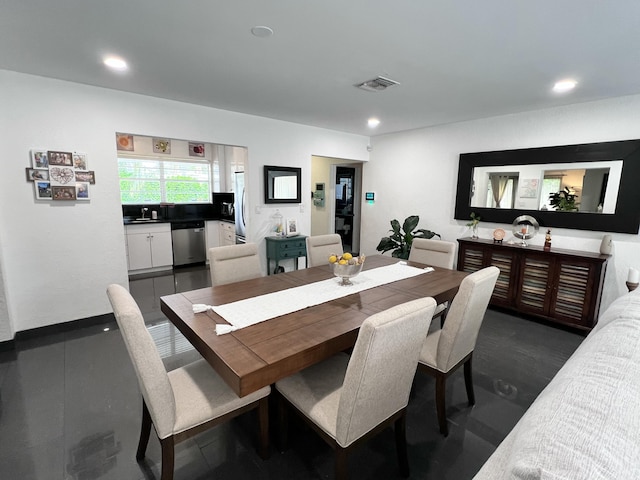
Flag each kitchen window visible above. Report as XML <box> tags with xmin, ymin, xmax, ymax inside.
<box><xmin>118</xmin><ymin>156</ymin><xmax>211</xmax><ymax>204</ymax></box>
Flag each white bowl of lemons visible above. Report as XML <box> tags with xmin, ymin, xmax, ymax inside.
<box><xmin>329</xmin><ymin>253</ymin><xmax>366</xmax><ymax>286</ymax></box>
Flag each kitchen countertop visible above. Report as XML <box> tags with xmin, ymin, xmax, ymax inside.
<box><xmin>123</xmin><ymin>217</ymin><xmax>234</xmax><ymax>225</ymax></box>
<box><xmin>123</xmin><ymin>218</ymin><xmax>171</xmax><ymax>225</ymax></box>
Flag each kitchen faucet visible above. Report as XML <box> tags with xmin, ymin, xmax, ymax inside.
<box><xmin>141</xmin><ymin>207</ymin><xmax>148</xmax><ymax>219</ymax></box>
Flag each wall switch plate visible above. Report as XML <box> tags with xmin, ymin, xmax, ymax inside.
<box><xmin>300</xmin><ymin>204</ymin><xmax>304</xmax><ymax>213</ymax></box>
<box><xmin>255</xmin><ymin>206</ymin><xmax>261</xmax><ymax>214</ymax></box>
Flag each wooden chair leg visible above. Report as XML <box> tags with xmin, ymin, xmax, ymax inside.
<box><xmin>395</xmin><ymin>413</ymin><xmax>410</xmax><ymax>478</ymax></box>
<box><xmin>335</xmin><ymin>448</ymin><xmax>348</xmax><ymax>480</ymax></box>
<box><xmin>277</xmin><ymin>393</ymin><xmax>289</xmax><ymax>452</ymax></box>
<box><xmin>435</xmin><ymin>374</ymin><xmax>449</xmax><ymax>436</ymax></box>
<box><xmin>160</xmin><ymin>436</ymin><xmax>175</xmax><ymax>480</ymax></box>
<box><xmin>464</xmin><ymin>356</ymin><xmax>476</xmax><ymax>406</ymax></box>
<box><xmin>439</xmin><ymin>307</ymin><xmax>448</xmax><ymax>328</ymax></box>
<box><xmin>257</xmin><ymin>397</ymin><xmax>270</xmax><ymax>459</ymax></box>
<box><xmin>136</xmin><ymin>399</ymin><xmax>152</xmax><ymax>461</ymax></box>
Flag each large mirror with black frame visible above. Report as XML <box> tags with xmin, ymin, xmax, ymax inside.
<box><xmin>264</xmin><ymin>165</ymin><xmax>302</xmax><ymax>204</ymax></box>
<box><xmin>454</xmin><ymin>139</ymin><xmax>640</xmax><ymax>234</ymax></box>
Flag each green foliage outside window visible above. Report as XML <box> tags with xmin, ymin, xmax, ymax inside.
<box><xmin>118</xmin><ymin>157</ymin><xmax>211</xmax><ymax>204</ymax></box>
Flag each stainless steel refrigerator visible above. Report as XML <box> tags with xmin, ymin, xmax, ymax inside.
<box><xmin>234</xmin><ymin>171</ymin><xmax>246</xmax><ymax>243</ymax></box>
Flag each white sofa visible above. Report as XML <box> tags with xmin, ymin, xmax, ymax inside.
<box><xmin>474</xmin><ymin>288</ymin><xmax>640</xmax><ymax>480</ymax></box>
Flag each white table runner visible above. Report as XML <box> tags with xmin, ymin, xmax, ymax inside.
<box><xmin>210</xmin><ymin>262</ymin><xmax>432</xmax><ymax>334</ymax></box>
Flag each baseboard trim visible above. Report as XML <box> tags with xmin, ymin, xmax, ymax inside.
<box><xmin>0</xmin><ymin>338</ymin><xmax>16</xmax><ymax>353</ymax></box>
<box><xmin>4</xmin><ymin>313</ymin><xmax>118</xmax><ymax>350</ymax></box>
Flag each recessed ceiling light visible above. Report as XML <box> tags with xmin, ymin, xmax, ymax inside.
<box><xmin>251</xmin><ymin>26</ymin><xmax>274</xmax><ymax>38</ymax></box>
<box><xmin>103</xmin><ymin>56</ymin><xmax>128</xmax><ymax>72</ymax></box>
<box><xmin>552</xmin><ymin>79</ymin><xmax>577</xmax><ymax>93</ymax></box>
<box><xmin>368</xmin><ymin>118</ymin><xmax>381</xmax><ymax>128</ymax></box>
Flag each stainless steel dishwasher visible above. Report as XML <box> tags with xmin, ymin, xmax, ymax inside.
<box><xmin>170</xmin><ymin>220</ymin><xmax>206</xmax><ymax>266</ymax></box>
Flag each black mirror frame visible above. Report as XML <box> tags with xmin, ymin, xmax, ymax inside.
<box><xmin>454</xmin><ymin>139</ymin><xmax>640</xmax><ymax>234</ymax></box>
<box><xmin>263</xmin><ymin>165</ymin><xmax>302</xmax><ymax>204</ymax></box>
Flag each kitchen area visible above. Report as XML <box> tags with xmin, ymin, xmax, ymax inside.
<box><xmin>118</xmin><ymin>134</ymin><xmax>247</xmax><ymax>275</ymax></box>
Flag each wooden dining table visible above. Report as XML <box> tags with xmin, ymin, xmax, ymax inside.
<box><xmin>160</xmin><ymin>255</ymin><xmax>468</xmax><ymax>397</ymax></box>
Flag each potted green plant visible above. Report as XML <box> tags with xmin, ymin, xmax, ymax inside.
<box><xmin>466</xmin><ymin>212</ymin><xmax>481</xmax><ymax>239</ymax></box>
<box><xmin>549</xmin><ymin>187</ymin><xmax>578</xmax><ymax>211</ymax></box>
<box><xmin>376</xmin><ymin>215</ymin><xmax>440</xmax><ymax>260</ymax></box>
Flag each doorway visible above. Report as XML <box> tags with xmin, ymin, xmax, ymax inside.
<box><xmin>310</xmin><ymin>156</ymin><xmax>362</xmax><ymax>254</ymax></box>
<box><xmin>335</xmin><ymin>167</ymin><xmax>356</xmax><ymax>253</ymax></box>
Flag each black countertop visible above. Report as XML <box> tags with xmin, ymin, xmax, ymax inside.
<box><xmin>123</xmin><ymin>216</ymin><xmax>234</xmax><ymax>225</ymax></box>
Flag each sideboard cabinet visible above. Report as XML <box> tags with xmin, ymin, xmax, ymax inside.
<box><xmin>265</xmin><ymin>235</ymin><xmax>307</xmax><ymax>275</ymax></box>
<box><xmin>457</xmin><ymin>238</ymin><xmax>609</xmax><ymax>330</ymax></box>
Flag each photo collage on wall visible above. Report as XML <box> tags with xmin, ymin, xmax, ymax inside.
<box><xmin>26</xmin><ymin>149</ymin><xmax>96</xmax><ymax>201</ymax></box>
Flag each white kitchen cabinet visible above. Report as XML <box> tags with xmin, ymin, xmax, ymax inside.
<box><xmin>205</xmin><ymin>221</ymin><xmax>220</xmax><ymax>257</ymax></box>
<box><xmin>219</xmin><ymin>221</ymin><xmax>235</xmax><ymax>246</ymax></box>
<box><xmin>126</xmin><ymin>223</ymin><xmax>173</xmax><ymax>272</ymax></box>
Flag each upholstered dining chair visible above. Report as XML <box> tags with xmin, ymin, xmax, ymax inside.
<box><xmin>306</xmin><ymin>234</ymin><xmax>344</xmax><ymax>267</ymax></box>
<box><xmin>417</xmin><ymin>266</ymin><xmax>499</xmax><ymax>436</ymax></box>
<box><xmin>276</xmin><ymin>297</ymin><xmax>437</xmax><ymax>480</ymax></box>
<box><xmin>208</xmin><ymin>242</ymin><xmax>262</xmax><ymax>286</ymax></box>
<box><xmin>106</xmin><ymin>284</ymin><xmax>271</xmax><ymax>480</ymax></box>
<box><xmin>408</xmin><ymin>238</ymin><xmax>456</xmax><ymax>269</ymax></box>
<box><xmin>408</xmin><ymin>238</ymin><xmax>457</xmax><ymax>324</ymax></box>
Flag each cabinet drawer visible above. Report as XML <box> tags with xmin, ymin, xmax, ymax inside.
<box><xmin>279</xmin><ymin>248</ymin><xmax>306</xmax><ymax>259</ymax></box>
<box><xmin>125</xmin><ymin>223</ymin><xmax>171</xmax><ymax>234</ymax></box>
<box><xmin>220</xmin><ymin>222</ymin><xmax>235</xmax><ymax>232</ymax></box>
<box><xmin>276</xmin><ymin>239</ymin><xmax>306</xmax><ymax>251</ymax></box>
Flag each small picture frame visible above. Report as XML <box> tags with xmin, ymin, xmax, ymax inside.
<box><xmin>189</xmin><ymin>142</ymin><xmax>205</xmax><ymax>157</ymax></box>
<box><xmin>153</xmin><ymin>138</ymin><xmax>171</xmax><ymax>154</ymax></box>
<box><xmin>52</xmin><ymin>186</ymin><xmax>76</xmax><ymax>201</ymax></box>
<box><xmin>49</xmin><ymin>166</ymin><xmax>75</xmax><ymax>186</ymax></box>
<box><xmin>519</xmin><ymin>179</ymin><xmax>539</xmax><ymax>198</ymax></box>
<box><xmin>76</xmin><ymin>182</ymin><xmax>90</xmax><ymax>200</ymax></box>
<box><xmin>73</xmin><ymin>152</ymin><xmax>88</xmax><ymax>170</ymax></box>
<box><xmin>48</xmin><ymin>150</ymin><xmax>73</xmax><ymax>166</ymax></box>
<box><xmin>75</xmin><ymin>170</ymin><xmax>96</xmax><ymax>184</ymax></box>
<box><xmin>116</xmin><ymin>133</ymin><xmax>134</xmax><ymax>151</ymax></box>
<box><xmin>35</xmin><ymin>181</ymin><xmax>52</xmax><ymax>200</ymax></box>
<box><xmin>26</xmin><ymin>168</ymin><xmax>50</xmax><ymax>182</ymax></box>
<box><xmin>31</xmin><ymin>149</ymin><xmax>49</xmax><ymax>168</ymax></box>
<box><xmin>286</xmin><ymin>218</ymin><xmax>299</xmax><ymax>236</ymax></box>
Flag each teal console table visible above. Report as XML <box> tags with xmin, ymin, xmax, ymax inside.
<box><xmin>266</xmin><ymin>235</ymin><xmax>307</xmax><ymax>275</ymax></box>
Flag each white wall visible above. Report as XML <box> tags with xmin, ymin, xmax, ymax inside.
<box><xmin>0</xmin><ymin>70</ymin><xmax>369</xmax><ymax>340</ymax></box>
<box><xmin>361</xmin><ymin>94</ymin><xmax>640</xmax><ymax>312</ymax></box>
<box><xmin>4</xmin><ymin>69</ymin><xmax>638</xmax><ymax>340</ymax></box>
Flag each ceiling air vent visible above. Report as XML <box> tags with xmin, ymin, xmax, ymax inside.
<box><xmin>355</xmin><ymin>76</ymin><xmax>400</xmax><ymax>92</ymax></box>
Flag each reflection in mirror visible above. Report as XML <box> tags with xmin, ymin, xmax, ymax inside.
<box><xmin>273</xmin><ymin>175</ymin><xmax>297</xmax><ymax>199</ymax></box>
<box><xmin>471</xmin><ymin>160</ymin><xmax>622</xmax><ymax>214</ymax></box>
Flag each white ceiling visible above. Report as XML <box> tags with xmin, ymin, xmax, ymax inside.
<box><xmin>3</xmin><ymin>1</ymin><xmax>640</xmax><ymax>136</ymax></box>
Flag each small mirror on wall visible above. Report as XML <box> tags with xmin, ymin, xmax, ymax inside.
<box><xmin>264</xmin><ymin>165</ymin><xmax>301</xmax><ymax>204</ymax></box>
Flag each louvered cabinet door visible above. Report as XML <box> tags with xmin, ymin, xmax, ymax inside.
<box><xmin>487</xmin><ymin>250</ymin><xmax>516</xmax><ymax>307</ymax></box>
<box><xmin>550</xmin><ymin>260</ymin><xmax>601</xmax><ymax>328</ymax></box>
<box><xmin>457</xmin><ymin>240</ymin><xmax>518</xmax><ymax>308</ymax></box>
<box><xmin>458</xmin><ymin>244</ymin><xmax>485</xmax><ymax>273</ymax></box>
<box><xmin>516</xmin><ymin>253</ymin><xmax>553</xmax><ymax>315</ymax></box>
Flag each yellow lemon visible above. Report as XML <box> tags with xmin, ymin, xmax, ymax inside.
<box><xmin>338</xmin><ymin>259</ymin><xmax>348</xmax><ymax>265</ymax></box>
<box><xmin>342</xmin><ymin>252</ymin><xmax>353</xmax><ymax>261</ymax></box>
<box><xmin>328</xmin><ymin>255</ymin><xmax>338</xmax><ymax>264</ymax></box>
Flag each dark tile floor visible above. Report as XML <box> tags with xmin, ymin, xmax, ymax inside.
<box><xmin>0</xmin><ymin>266</ymin><xmax>585</xmax><ymax>480</ymax></box>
